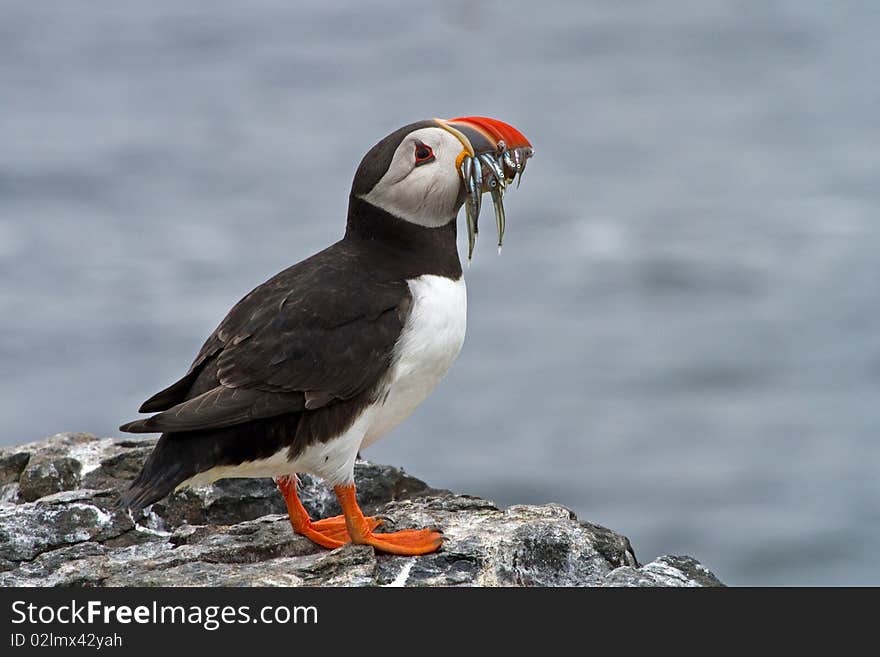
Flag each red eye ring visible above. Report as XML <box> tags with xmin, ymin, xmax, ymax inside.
<box><xmin>414</xmin><ymin>141</ymin><xmax>435</xmax><ymax>166</ymax></box>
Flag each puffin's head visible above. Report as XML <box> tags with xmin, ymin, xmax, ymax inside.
<box><xmin>351</xmin><ymin>116</ymin><xmax>533</xmax><ymax>259</ymax></box>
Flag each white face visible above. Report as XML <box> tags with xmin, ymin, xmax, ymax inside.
<box><xmin>359</xmin><ymin>127</ymin><xmax>467</xmax><ymax>227</ymax></box>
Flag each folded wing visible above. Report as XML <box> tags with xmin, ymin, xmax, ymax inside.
<box><xmin>120</xmin><ymin>245</ymin><xmax>409</xmax><ymax>435</ymax></box>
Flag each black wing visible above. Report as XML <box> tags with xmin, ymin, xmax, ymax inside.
<box><xmin>120</xmin><ymin>243</ymin><xmax>409</xmax><ymax>434</ymax></box>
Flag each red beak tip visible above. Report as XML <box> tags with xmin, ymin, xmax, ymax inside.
<box><xmin>447</xmin><ymin>115</ymin><xmax>532</xmax><ymax>149</ymax></box>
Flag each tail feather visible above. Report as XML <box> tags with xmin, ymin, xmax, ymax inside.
<box><xmin>118</xmin><ymin>413</ymin><xmax>300</xmax><ymax>511</ymax></box>
<box><xmin>119</xmin><ymin>419</ymin><xmax>151</xmax><ymax>434</ymax></box>
<box><xmin>116</xmin><ymin>468</ymin><xmax>183</xmax><ymax>510</ymax></box>
<box><xmin>117</xmin><ymin>434</ymin><xmax>199</xmax><ymax>511</ymax></box>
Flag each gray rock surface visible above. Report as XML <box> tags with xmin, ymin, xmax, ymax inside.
<box><xmin>0</xmin><ymin>433</ymin><xmax>723</xmax><ymax>587</ymax></box>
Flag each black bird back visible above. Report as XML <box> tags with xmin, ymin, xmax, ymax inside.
<box><xmin>118</xmin><ymin>201</ymin><xmax>461</xmax><ymax>510</ymax></box>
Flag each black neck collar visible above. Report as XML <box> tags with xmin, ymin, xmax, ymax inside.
<box><xmin>344</xmin><ymin>196</ymin><xmax>462</xmax><ymax>280</ymax></box>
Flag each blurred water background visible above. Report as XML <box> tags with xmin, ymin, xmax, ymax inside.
<box><xmin>1</xmin><ymin>1</ymin><xmax>879</xmax><ymax>585</ymax></box>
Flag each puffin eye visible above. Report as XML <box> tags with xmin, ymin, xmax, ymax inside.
<box><xmin>413</xmin><ymin>141</ymin><xmax>435</xmax><ymax>166</ymax></box>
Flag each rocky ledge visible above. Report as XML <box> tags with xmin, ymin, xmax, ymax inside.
<box><xmin>0</xmin><ymin>433</ymin><xmax>723</xmax><ymax>587</ymax></box>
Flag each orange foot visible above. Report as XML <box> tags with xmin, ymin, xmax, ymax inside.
<box><xmin>335</xmin><ymin>484</ymin><xmax>442</xmax><ymax>556</ymax></box>
<box><xmin>275</xmin><ymin>475</ymin><xmax>342</xmax><ymax>549</ymax></box>
<box><xmin>357</xmin><ymin>528</ymin><xmax>443</xmax><ymax>556</ymax></box>
<box><xmin>311</xmin><ymin>514</ymin><xmax>383</xmax><ymax>541</ymax></box>
<box><xmin>275</xmin><ymin>476</ymin><xmax>382</xmax><ymax>548</ymax></box>
<box><xmin>292</xmin><ymin>521</ymin><xmax>346</xmax><ymax>550</ymax></box>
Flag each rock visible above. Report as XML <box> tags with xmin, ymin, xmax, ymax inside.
<box><xmin>0</xmin><ymin>452</ymin><xmax>30</xmax><ymax>486</ymax></box>
<box><xmin>603</xmin><ymin>555</ymin><xmax>725</xmax><ymax>587</ymax></box>
<box><xmin>18</xmin><ymin>456</ymin><xmax>82</xmax><ymax>502</ymax></box>
<box><xmin>0</xmin><ymin>432</ymin><xmax>723</xmax><ymax>587</ymax></box>
<box><xmin>0</xmin><ymin>489</ymin><xmax>134</xmax><ymax>564</ymax></box>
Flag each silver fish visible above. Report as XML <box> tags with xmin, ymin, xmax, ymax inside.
<box><xmin>480</xmin><ymin>153</ymin><xmax>506</xmax><ymax>190</ymax></box>
<box><xmin>490</xmin><ymin>186</ymin><xmax>506</xmax><ymax>249</ymax></box>
<box><xmin>471</xmin><ymin>155</ymin><xmax>482</xmax><ymax>235</ymax></box>
<box><xmin>461</xmin><ymin>156</ymin><xmax>473</xmax><ymax>194</ymax></box>
<box><xmin>465</xmin><ymin>199</ymin><xmax>476</xmax><ymax>260</ymax></box>
<box><xmin>459</xmin><ymin>144</ymin><xmax>533</xmax><ymax>260</ymax></box>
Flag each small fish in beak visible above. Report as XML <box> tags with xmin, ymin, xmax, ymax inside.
<box><xmin>440</xmin><ymin>116</ymin><xmax>534</xmax><ymax>260</ymax></box>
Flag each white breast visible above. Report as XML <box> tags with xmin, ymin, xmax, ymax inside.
<box><xmin>177</xmin><ymin>274</ymin><xmax>466</xmax><ymax>490</ymax></box>
<box><xmin>361</xmin><ymin>274</ymin><xmax>467</xmax><ymax>449</ymax></box>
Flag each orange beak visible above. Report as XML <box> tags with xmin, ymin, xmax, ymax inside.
<box><xmin>444</xmin><ymin>116</ymin><xmax>532</xmax><ymax>151</ymax></box>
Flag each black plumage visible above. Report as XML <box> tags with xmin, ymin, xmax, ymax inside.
<box><xmin>120</xmin><ymin>242</ymin><xmax>409</xmax><ymax>435</ymax></box>
<box><xmin>119</xmin><ymin>191</ymin><xmax>461</xmax><ymax>510</ymax></box>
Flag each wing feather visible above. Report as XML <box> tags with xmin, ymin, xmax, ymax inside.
<box><xmin>120</xmin><ymin>243</ymin><xmax>410</xmax><ymax>435</ymax></box>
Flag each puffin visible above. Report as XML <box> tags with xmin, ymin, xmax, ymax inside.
<box><xmin>119</xmin><ymin>116</ymin><xmax>533</xmax><ymax>555</ymax></box>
